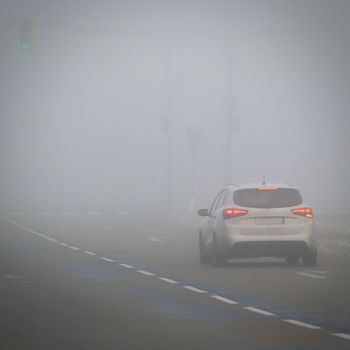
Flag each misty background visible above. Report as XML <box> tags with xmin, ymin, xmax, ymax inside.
<box><xmin>1</xmin><ymin>0</ymin><xmax>350</xmax><ymax>215</ymax></box>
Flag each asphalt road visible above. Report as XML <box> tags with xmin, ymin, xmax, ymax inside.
<box><xmin>1</xmin><ymin>212</ymin><xmax>350</xmax><ymax>349</ymax></box>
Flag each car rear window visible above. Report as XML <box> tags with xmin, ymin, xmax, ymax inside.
<box><xmin>233</xmin><ymin>188</ymin><xmax>303</xmax><ymax>208</ymax></box>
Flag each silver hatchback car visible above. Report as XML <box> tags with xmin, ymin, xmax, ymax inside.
<box><xmin>197</xmin><ymin>183</ymin><xmax>317</xmax><ymax>266</ymax></box>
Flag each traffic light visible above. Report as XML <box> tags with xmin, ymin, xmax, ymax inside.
<box><xmin>20</xmin><ymin>19</ymin><xmax>32</xmax><ymax>52</ymax></box>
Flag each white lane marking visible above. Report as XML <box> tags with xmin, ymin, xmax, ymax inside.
<box><xmin>84</xmin><ymin>251</ymin><xmax>97</xmax><ymax>256</ymax></box>
<box><xmin>149</xmin><ymin>237</ymin><xmax>164</xmax><ymax>242</ymax></box>
<box><xmin>100</xmin><ymin>257</ymin><xmax>115</xmax><ymax>263</ymax></box>
<box><xmin>119</xmin><ymin>263</ymin><xmax>134</xmax><ymax>269</ymax></box>
<box><xmin>45</xmin><ymin>237</ymin><xmax>58</xmax><ymax>243</ymax></box>
<box><xmin>69</xmin><ymin>246</ymin><xmax>81</xmax><ymax>251</ymax></box>
<box><xmin>284</xmin><ymin>319</ymin><xmax>322</xmax><ymax>330</ymax></box>
<box><xmin>2</xmin><ymin>217</ymin><xmax>57</xmax><ymax>243</ymax></box>
<box><xmin>159</xmin><ymin>277</ymin><xmax>179</xmax><ymax>284</ymax></box>
<box><xmin>308</xmin><ymin>270</ymin><xmax>329</xmax><ymax>275</ymax></box>
<box><xmin>296</xmin><ymin>272</ymin><xmax>327</xmax><ymax>280</ymax></box>
<box><xmin>332</xmin><ymin>333</ymin><xmax>350</xmax><ymax>341</ymax></box>
<box><xmin>244</xmin><ymin>306</ymin><xmax>276</xmax><ymax>316</ymax></box>
<box><xmin>137</xmin><ymin>270</ymin><xmax>155</xmax><ymax>276</ymax></box>
<box><xmin>211</xmin><ymin>295</ymin><xmax>239</xmax><ymax>305</ymax></box>
<box><xmin>59</xmin><ymin>242</ymin><xmax>69</xmax><ymax>247</ymax></box>
<box><xmin>183</xmin><ymin>286</ymin><xmax>207</xmax><ymax>294</ymax></box>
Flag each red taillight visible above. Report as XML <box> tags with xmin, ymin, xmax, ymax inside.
<box><xmin>291</xmin><ymin>207</ymin><xmax>313</xmax><ymax>219</ymax></box>
<box><xmin>223</xmin><ymin>208</ymin><xmax>248</xmax><ymax>219</ymax></box>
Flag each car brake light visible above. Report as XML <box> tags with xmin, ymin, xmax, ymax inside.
<box><xmin>291</xmin><ymin>207</ymin><xmax>313</xmax><ymax>219</ymax></box>
<box><xmin>223</xmin><ymin>208</ymin><xmax>248</xmax><ymax>219</ymax></box>
<box><xmin>257</xmin><ymin>187</ymin><xmax>277</xmax><ymax>191</ymax></box>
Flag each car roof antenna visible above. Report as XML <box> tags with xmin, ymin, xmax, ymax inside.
<box><xmin>262</xmin><ymin>173</ymin><xmax>266</xmax><ymax>186</ymax></box>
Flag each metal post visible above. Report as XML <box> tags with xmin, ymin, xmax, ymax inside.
<box><xmin>225</xmin><ymin>0</ymin><xmax>233</xmax><ymax>185</ymax></box>
<box><xmin>186</xmin><ymin>126</ymin><xmax>201</xmax><ymax>215</ymax></box>
<box><xmin>166</xmin><ymin>120</ymin><xmax>173</xmax><ymax>212</ymax></box>
<box><xmin>161</xmin><ymin>42</ymin><xmax>173</xmax><ymax>213</ymax></box>
<box><xmin>187</xmin><ymin>127</ymin><xmax>200</xmax><ymax>196</ymax></box>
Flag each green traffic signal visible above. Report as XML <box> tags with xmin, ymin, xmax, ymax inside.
<box><xmin>20</xmin><ymin>40</ymin><xmax>31</xmax><ymax>51</ymax></box>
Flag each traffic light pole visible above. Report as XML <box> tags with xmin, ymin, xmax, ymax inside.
<box><xmin>224</xmin><ymin>1</ymin><xmax>234</xmax><ymax>185</ymax></box>
<box><xmin>159</xmin><ymin>40</ymin><xmax>173</xmax><ymax>213</ymax></box>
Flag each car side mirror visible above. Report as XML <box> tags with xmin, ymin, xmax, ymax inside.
<box><xmin>197</xmin><ymin>209</ymin><xmax>209</xmax><ymax>217</ymax></box>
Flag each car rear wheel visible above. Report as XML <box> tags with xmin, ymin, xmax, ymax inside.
<box><xmin>212</xmin><ymin>238</ymin><xmax>227</xmax><ymax>267</ymax></box>
<box><xmin>285</xmin><ymin>256</ymin><xmax>299</xmax><ymax>266</ymax></box>
<box><xmin>302</xmin><ymin>248</ymin><xmax>318</xmax><ymax>266</ymax></box>
<box><xmin>199</xmin><ymin>233</ymin><xmax>211</xmax><ymax>264</ymax></box>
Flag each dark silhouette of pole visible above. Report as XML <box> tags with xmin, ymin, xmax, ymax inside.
<box><xmin>224</xmin><ymin>1</ymin><xmax>234</xmax><ymax>185</ymax></box>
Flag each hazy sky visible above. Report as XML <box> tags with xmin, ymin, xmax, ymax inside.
<box><xmin>1</xmin><ymin>0</ymin><xmax>349</xmax><ymax>214</ymax></box>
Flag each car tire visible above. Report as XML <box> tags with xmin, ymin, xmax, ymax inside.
<box><xmin>285</xmin><ymin>256</ymin><xmax>299</xmax><ymax>266</ymax></box>
<box><xmin>302</xmin><ymin>248</ymin><xmax>318</xmax><ymax>266</ymax></box>
<box><xmin>199</xmin><ymin>233</ymin><xmax>211</xmax><ymax>264</ymax></box>
<box><xmin>212</xmin><ymin>238</ymin><xmax>227</xmax><ymax>267</ymax></box>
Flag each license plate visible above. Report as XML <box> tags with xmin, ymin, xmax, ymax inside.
<box><xmin>255</xmin><ymin>217</ymin><xmax>284</xmax><ymax>225</ymax></box>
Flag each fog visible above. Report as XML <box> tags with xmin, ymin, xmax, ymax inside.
<box><xmin>1</xmin><ymin>0</ymin><xmax>350</xmax><ymax>215</ymax></box>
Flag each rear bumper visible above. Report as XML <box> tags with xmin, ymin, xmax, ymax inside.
<box><xmin>231</xmin><ymin>240</ymin><xmax>309</xmax><ymax>258</ymax></box>
<box><xmin>219</xmin><ymin>221</ymin><xmax>316</xmax><ymax>258</ymax></box>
